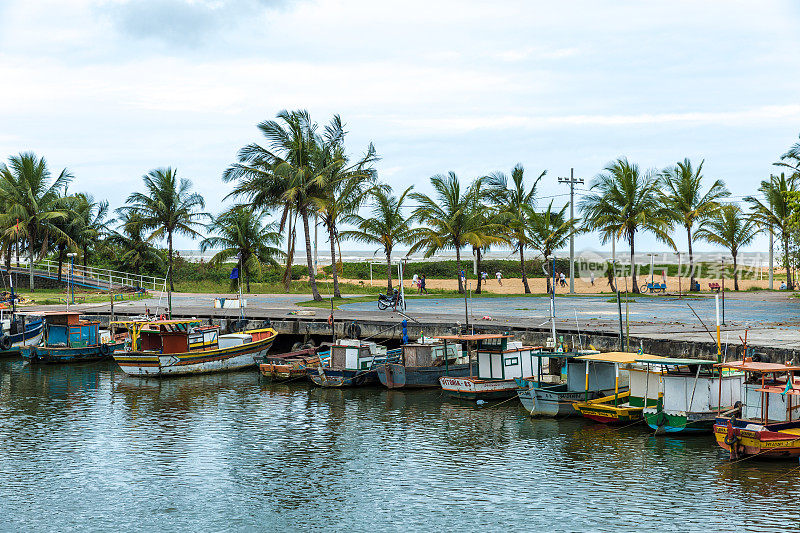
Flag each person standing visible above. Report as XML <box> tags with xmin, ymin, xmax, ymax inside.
<box><xmin>412</xmin><ymin>273</ymin><xmax>419</xmax><ymax>289</ymax></box>
<box><xmin>560</xmin><ymin>271</ymin><xmax>566</xmax><ymax>288</ymax></box>
<box><xmin>590</xmin><ymin>271</ymin><xmax>595</xmax><ymax>286</ymax></box>
<box><xmin>496</xmin><ymin>271</ymin><xmax>503</xmax><ymax>286</ymax></box>
<box><xmin>420</xmin><ymin>274</ymin><xmax>427</xmax><ymax>294</ymax></box>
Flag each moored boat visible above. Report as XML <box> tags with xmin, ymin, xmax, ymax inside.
<box><xmin>572</xmin><ymin>352</ymin><xmax>665</xmax><ymax>424</ymax></box>
<box><xmin>308</xmin><ymin>339</ymin><xmax>400</xmax><ymax>387</ymax></box>
<box><xmin>378</xmin><ymin>337</ymin><xmax>470</xmax><ymax>389</ymax></box>
<box><xmin>516</xmin><ymin>350</ymin><xmax>614</xmax><ymax>418</ymax></box>
<box><xmin>438</xmin><ymin>334</ymin><xmax>540</xmax><ymax>400</ymax></box>
<box><xmin>638</xmin><ymin>357</ymin><xmax>744</xmax><ymax>434</ymax></box>
<box><xmin>258</xmin><ymin>346</ymin><xmax>328</xmax><ymax>382</ymax></box>
<box><xmin>0</xmin><ymin>312</ymin><xmax>44</xmax><ymax>355</ymax></box>
<box><xmin>111</xmin><ymin>319</ymin><xmax>276</xmax><ymax>376</ymax></box>
<box><xmin>21</xmin><ymin>311</ymin><xmax>123</xmax><ymax>363</ymax></box>
<box><xmin>713</xmin><ymin>359</ymin><xmax>800</xmax><ymax>460</ymax></box>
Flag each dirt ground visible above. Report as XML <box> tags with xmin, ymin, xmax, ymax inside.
<box><xmin>329</xmin><ymin>275</ymin><xmax>778</xmax><ymax>295</ymax></box>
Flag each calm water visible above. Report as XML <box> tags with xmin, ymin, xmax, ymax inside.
<box><xmin>1</xmin><ymin>359</ymin><xmax>798</xmax><ymax>532</ymax></box>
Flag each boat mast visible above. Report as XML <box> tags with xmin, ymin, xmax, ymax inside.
<box><xmin>550</xmin><ymin>257</ymin><xmax>557</xmax><ymax>348</ymax></box>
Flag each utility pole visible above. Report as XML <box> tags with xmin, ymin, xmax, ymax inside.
<box><xmin>558</xmin><ymin>168</ymin><xmax>584</xmax><ymax>294</ymax></box>
<box><xmin>769</xmin><ymin>198</ymin><xmax>774</xmax><ymax>290</ymax></box>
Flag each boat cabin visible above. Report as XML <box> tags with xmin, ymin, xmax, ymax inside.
<box><xmin>331</xmin><ymin>339</ymin><xmax>392</xmax><ymax>370</ymax></box>
<box><xmin>575</xmin><ymin>352</ymin><xmax>664</xmax><ymax>403</ymax></box>
<box><xmin>716</xmin><ymin>359</ymin><xmax>800</xmax><ymax>422</ymax></box>
<box><xmin>636</xmin><ymin>357</ymin><xmax>744</xmax><ymax>413</ymax></box>
<box><xmin>435</xmin><ymin>334</ymin><xmax>537</xmax><ymax>381</ymax></box>
<box><xmin>402</xmin><ymin>338</ymin><xmax>463</xmax><ymax>367</ymax></box>
<box><xmin>112</xmin><ymin>319</ymin><xmax>253</xmax><ymax>355</ymax></box>
<box><xmin>43</xmin><ymin>311</ymin><xmax>101</xmax><ymax>348</ymax></box>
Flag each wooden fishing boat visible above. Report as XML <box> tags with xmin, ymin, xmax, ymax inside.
<box><xmin>0</xmin><ymin>312</ymin><xmax>44</xmax><ymax>355</ymax></box>
<box><xmin>308</xmin><ymin>339</ymin><xmax>400</xmax><ymax>388</ymax></box>
<box><xmin>516</xmin><ymin>350</ymin><xmax>617</xmax><ymax>417</ymax></box>
<box><xmin>111</xmin><ymin>319</ymin><xmax>276</xmax><ymax>376</ymax></box>
<box><xmin>438</xmin><ymin>334</ymin><xmax>540</xmax><ymax>400</ymax></box>
<box><xmin>258</xmin><ymin>346</ymin><xmax>327</xmax><ymax>382</ymax></box>
<box><xmin>638</xmin><ymin>357</ymin><xmax>744</xmax><ymax>434</ymax></box>
<box><xmin>713</xmin><ymin>359</ymin><xmax>800</xmax><ymax>459</ymax></box>
<box><xmin>572</xmin><ymin>352</ymin><xmax>665</xmax><ymax>424</ymax></box>
<box><xmin>377</xmin><ymin>338</ymin><xmax>470</xmax><ymax>389</ymax></box>
<box><xmin>21</xmin><ymin>311</ymin><xmax>123</xmax><ymax>363</ymax></box>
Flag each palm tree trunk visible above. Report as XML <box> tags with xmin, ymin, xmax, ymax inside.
<box><xmin>456</xmin><ymin>246</ymin><xmax>463</xmax><ymax>294</ymax></box>
<box><xmin>283</xmin><ymin>215</ymin><xmax>295</xmax><ymax>291</ymax></box>
<box><xmin>687</xmin><ymin>226</ymin><xmax>695</xmax><ymax>289</ymax></box>
<box><xmin>385</xmin><ymin>248</ymin><xmax>393</xmax><ymax>293</ymax></box>
<box><xmin>28</xmin><ymin>233</ymin><xmax>35</xmax><ymax>291</ymax></box>
<box><xmin>733</xmin><ymin>252</ymin><xmax>739</xmax><ymax>291</ymax></box>
<box><xmin>545</xmin><ymin>254</ymin><xmax>552</xmax><ymax>293</ymax></box>
<box><xmin>56</xmin><ymin>244</ymin><xmax>65</xmax><ymax>282</ymax></box>
<box><xmin>475</xmin><ymin>247</ymin><xmax>482</xmax><ymax>294</ymax></box>
<box><xmin>329</xmin><ymin>224</ymin><xmax>340</xmax><ymax>298</ymax></box>
<box><xmin>519</xmin><ymin>243</ymin><xmax>530</xmax><ymax>294</ymax></box>
<box><xmin>784</xmin><ymin>233</ymin><xmax>793</xmax><ymax>289</ymax></box>
<box><xmin>167</xmin><ymin>233</ymin><xmax>174</xmax><ymax>292</ymax></box>
<box><xmin>301</xmin><ymin>209</ymin><xmax>322</xmax><ymax>301</ymax></box>
<box><xmin>630</xmin><ymin>233</ymin><xmax>639</xmax><ymax>294</ymax></box>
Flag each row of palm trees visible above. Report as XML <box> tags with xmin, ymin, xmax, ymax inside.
<box><xmin>1</xmin><ymin>109</ymin><xmax>798</xmax><ymax>302</ymax></box>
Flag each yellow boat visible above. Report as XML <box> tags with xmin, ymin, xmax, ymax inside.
<box><xmin>572</xmin><ymin>351</ymin><xmax>664</xmax><ymax>424</ymax></box>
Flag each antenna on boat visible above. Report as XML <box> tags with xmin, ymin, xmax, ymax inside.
<box><xmin>686</xmin><ymin>302</ymin><xmax>719</xmax><ymax>346</ymax></box>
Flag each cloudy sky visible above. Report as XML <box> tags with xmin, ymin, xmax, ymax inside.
<box><xmin>2</xmin><ymin>0</ymin><xmax>799</xmax><ymax>256</ymax></box>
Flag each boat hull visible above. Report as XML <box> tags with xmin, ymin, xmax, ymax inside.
<box><xmin>308</xmin><ymin>367</ymin><xmax>378</xmax><ymax>388</ymax></box>
<box><xmin>378</xmin><ymin>363</ymin><xmax>471</xmax><ymax>389</ymax></box>
<box><xmin>22</xmin><ymin>341</ymin><xmax>125</xmax><ymax>364</ymax></box>
<box><xmin>113</xmin><ymin>333</ymin><xmax>275</xmax><ymax>376</ymax></box>
<box><xmin>439</xmin><ymin>376</ymin><xmax>518</xmax><ymax>400</ymax></box>
<box><xmin>643</xmin><ymin>409</ymin><xmax>714</xmax><ymax>434</ymax></box>
<box><xmin>518</xmin><ymin>386</ymin><xmax>590</xmax><ymax>417</ymax></box>
<box><xmin>714</xmin><ymin>418</ymin><xmax>800</xmax><ymax>459</ymax></box>
<box><xmin>259</xmin><ymin>362</ymin><xmax>309</xmax><ymax>383</ymax></box>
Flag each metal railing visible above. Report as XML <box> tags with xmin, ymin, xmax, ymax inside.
<box><xmin>6</xmin><ymin>258</ymin><xmax>166</xmax><ymax>292</ymax></box>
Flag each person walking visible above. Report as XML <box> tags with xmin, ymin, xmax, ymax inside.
<box><xmin>412</xmin><ymin>273</ymin><xmax>419</xmax><ymax>289</ymax></box>
<box><xmin>420</xmin><ymin>274</ymin><xmax>427</xmax><ymax>294</ymax></box>
<box><xmin>590</xmin><ymin>271</ymin><xmax>595</xmax><ymax>286</ymax></box>
<box><xmin>560</xmin><ymin>271</ymin><xmax>566</xmax><ymax>288</ymax></box>
<box><xmin>496</xmin><ymin>271</ymin><xmax>503</xmax><ymax>286</ymax></box>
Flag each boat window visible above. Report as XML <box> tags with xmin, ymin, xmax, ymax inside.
<box><xmin>504</xmin><ymin>357</ymin><xmax>519</xmax><ymax>367</ymax></box>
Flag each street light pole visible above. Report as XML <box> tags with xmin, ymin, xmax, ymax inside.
<box><xmin>558</xmin><ymin>168</ymin><xmax>584</xmax><ymax>295</ymax></box>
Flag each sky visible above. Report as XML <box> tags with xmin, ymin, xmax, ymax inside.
<box><xmin>1</xmin><ymin>0</ymin><xmax>799</xmax><ymax>257</ymax></box>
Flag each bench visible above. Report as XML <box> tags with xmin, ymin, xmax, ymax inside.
<box><xmin>709</xmin><ymin>282</ymin><xmax>721</xmax><ymax>292</ymax></box>
<box><xmin>645</xmin><ymin>282</ymin><xmax>666</xmax><ymax>293</ymax></box>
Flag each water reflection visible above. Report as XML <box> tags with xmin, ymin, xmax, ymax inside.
<box><xmin>0</xmin><ymin>359</ymin><xmax>798</xmax><ymax>531</ymax></box>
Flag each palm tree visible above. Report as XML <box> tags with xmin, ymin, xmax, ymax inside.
<box><xmin>661</xmin><ymin>158</ymin><xmax>729</xmax><ymax>290</ymax></box>
<box><xmin>71</xmin><ymin>193</ymin><xmax>109</xmax><ymax>268</ymax></box>
<box><xmin>745</xmin><ymin>173</ymin><xmax>797</xmax><ymax>289</ymax></box>
<box><xmin>124</xmin><ymin>168</ymin><xmax>206</xmax><ymax>314</ymax></box>
<box><xmin>410</xmin><ymin>173</ymin><xmax>481</xmax><ymax>294</ymax></box>
<box><xmin>312</xmin><ymin>116</ymin><xmax>379</xmax><ymax>297</ymax></box>
<box><xmin>487</xmin><ymin>164</ymin><xmax>545</xmax><ymax>294</ymax></box>
<box><xmin>695</xmin><ymin>204</ymin><xmax>759</xmax><ymax>290</ymax></box>
<box><xmin>340</xmin><ymin>186</ymin><xmax>416</xmax><ymax>293</ymax></box>
<box><xmin>580</xmin><ymin>157</ymin><xmax>675</xmax><ymax>293</ymax></box>
<box><xmin>0</xmin><ymin>152</ymin><xmax>72</xmax><ymax>291</ymax></box>
<box><xmin>223</xmin><ymin>110</ymin><xmax>333</xmax><ymax>301</ymax></box>
<box><xmin>200</xmin><ymin>206</ymin><xmax>283</xmax><ymax>292</ymax></box>
<box><xmin>529</xmin><ymin>200</ymin><xmax>580</xmax><ymax>292</ymax></box>
<box><xmin>464</xmin><ymin>190</ymin><xmax>504</xmax><ymax>295</ymax></box>
<box><xmin>776</xmin><ymin>134</ymin><xmax>800</xmax><ymax>178</ymax></box>
<box><xmin>107</xmin><ymin>210</ymin><xmax>165</xmax><ymax>274</ymax></box>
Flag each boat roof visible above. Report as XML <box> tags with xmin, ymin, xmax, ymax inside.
<box><xmin>577</xmin><ymin>352</ymin><xmax>664</xmax><ymax>364</ymax></box>
<box><xmin>756</xmin><ymin>385</ymin><xmax>800</xmax><ymax>396</ymax></box>
<box><xmin>434</xmin><ymin>334</ymin><xmax>513</xmax><ymax>341</ymax></box>
<box><xmin>715</xmin><ymin>360</ymin><xmax>800</xmax><ymax>373</ymax></box>
<box><xmin>41</xmin><ymin>311</ymin><xmax>81</xmax><ymax>316</ymax></box>
<box><xmin>110</xmin><ymin>319</ymin><xmax>200</xmax><ymax>326</ymax></box>
<box><xmin>635</xmin><ymin>357</ymin><xmax>717</xmax><ymax>366</ymax></box>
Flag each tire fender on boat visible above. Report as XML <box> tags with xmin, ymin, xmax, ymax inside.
<box><xmin>99</xmin><ymin>343</ymin><xmax>111</xmax><ymax>356</ymax></box>
<box><xmin>0</xmin><ymin>335</ymin><xmax>11</xmax><ymax>350</ymax></box>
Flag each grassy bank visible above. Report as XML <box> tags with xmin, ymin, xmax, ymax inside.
<box><xmin>14</xmin><ymin>288</ymin><xmax>149</xmax><ymax>306</ymax></box>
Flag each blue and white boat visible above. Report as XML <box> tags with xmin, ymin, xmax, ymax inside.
<box><xmin>0</xmin><ymin>312</ymin><xmax>45</xmax><ymax>354</ymax></box>
<box><xmin>21</xmin><ymin>311</ymin><xmax>124</xmax><ymax>364</ymax></box>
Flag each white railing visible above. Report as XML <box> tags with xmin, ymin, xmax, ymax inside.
<box><xmin>8</xmin><ymin>259</ymin><xmax>166</xmax><ymax>292</ymax></box>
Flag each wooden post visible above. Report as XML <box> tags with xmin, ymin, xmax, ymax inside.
<box><xmin>584</xmin><ymin>359</ymin><xmax>589</xmax><ymax>401</ymax></box>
